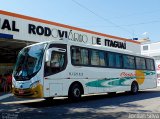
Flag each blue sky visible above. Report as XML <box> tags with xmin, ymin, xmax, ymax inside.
<box><xmin>1</xmin><ymin>0</ymin><xmax>160</xmax><ymax>42</ymax></box>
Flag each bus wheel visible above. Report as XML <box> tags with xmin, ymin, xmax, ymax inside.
<box><xmin>69</xmin><ymin>83</ymin><xmax>82</xmax><ymax>101</ymax></box>
<box><xmin>131</xmin><ymin>81</ymin><xmax>139</xmax><ymax>94</ymax></box>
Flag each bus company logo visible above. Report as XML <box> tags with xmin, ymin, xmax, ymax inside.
<box><xmin>120</xmin><ymin>72</ymin><xmax>136</xmax><ymax>78</ymax></box>
<box><xmin>120</xmin><ymin>71</ymin><xmax>145</xmax><ymax>85</ymax></box>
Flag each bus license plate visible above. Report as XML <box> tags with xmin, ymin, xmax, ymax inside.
<box><xmin>19</xmin><ymin>90</ymin><xmax>24</xmax><ymax>94</ymax></box>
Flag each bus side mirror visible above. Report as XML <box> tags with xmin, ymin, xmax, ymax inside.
<box><xmin>45</xmin><ymin>49</ymin><xmax>52</xmax><ymax>62</ymax></box>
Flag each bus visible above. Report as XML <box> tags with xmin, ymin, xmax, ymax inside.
<box><xmin>12</xmin><ymin>38</ymin><xmax>157</xmax><ymax>101</ymax></box>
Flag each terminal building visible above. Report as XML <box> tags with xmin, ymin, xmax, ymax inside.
<box><xmin>141</xmin><ymin>39</ymin><xmax>160</xmax><ymax>86</ymax></box>
<box><xmin>0</xmin><ymin>10</ymin><xmax>141</xmax><ymax>75</ymax></box>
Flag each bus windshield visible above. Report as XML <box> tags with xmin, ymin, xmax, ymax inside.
<box><xmin>13</xmin><ymin>43</ymin><xmax>47</xmax><ymax>81</ymax></box>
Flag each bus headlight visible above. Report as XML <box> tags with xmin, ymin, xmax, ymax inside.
<box><xmin>12</xmin><ymin>84</ymin><xmax>15</xmax><ymax>88</ymax></box>
<box><xmin>30</xmin><ymin>81</ymin><xmax>40</xmax><ymax>88</ymax></box>
<box><xmin>12</xmin><ymin>82</ymin><xmax>15</xmax><ymax>88</ymax></box>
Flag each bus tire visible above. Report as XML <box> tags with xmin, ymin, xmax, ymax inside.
<box><xmin>131</xmin><ymin>81</ymin><xmax>139</xmax><ymax>94</ymax></box>
<box><xmin>68</xmin><ymin>83</ymin><xmax>82</xmax><ymax>101</ymax></box>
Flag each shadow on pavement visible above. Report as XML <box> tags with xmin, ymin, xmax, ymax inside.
<box><xmin>21</xmin><ymin>89</ymin><xmax>160</xmax><ymax>108</ymax></box>
<box><xmin>0</xmin><ymin>89</ymin><xmax>160</xmax><ymax>119</ymax></box>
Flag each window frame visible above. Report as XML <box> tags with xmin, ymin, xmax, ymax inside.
<box><xmin>123</xmin><ymin>54</ymin><xmax>136</xmax><ymax>69</ymax></box>
<box><xmin>44</xmin><ymin>44</ymin><xmax>67</xmax><ymax>77</ymax></box>
<box><xmin>70</xmin><ymin>45</ymin><xmax>155</xmax><ymax>71</ymax></box>
<box><xmin>142</xmin><ymin>45</ymin><xmax>149</xmax><ymax>51</ymax></box>
<box><xmin>90</xmin><ymin>49</ymin><xmax>107</xmax><ymax>67</ymax></box>
<box><xmin>145</xmin><ymin>58</ymin><xmax>155</xmax><ymax>71</ymax></box>
<box><xmin>107</xmin><ymin>52</ymin><xmax>123</xmax><ymax>69</ymax></box>
<box><xmin>135</xmin><ymin>56</ymin><xmax>146</xmax><ymax>70</ymax></box>
<box><xmin>70</xmin><ymin>46</ymin><xmax>89</xmax><ymax>66</ymax></box>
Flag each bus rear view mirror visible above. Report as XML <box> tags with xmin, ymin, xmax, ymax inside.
<box><xmin>45</xmin><ymin>48</ymin><xmax>66</xmax><ymax>62</ymax></box>
<box><xmin>45</xmin><ymin>49</ymin><xmax>52</xmax><ymax>62</ymax></box>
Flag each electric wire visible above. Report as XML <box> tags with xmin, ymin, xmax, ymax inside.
<box><xmin>71</xmin><ymin>0</ymin><xmax>134</xmax><ymax>36</ymax></box>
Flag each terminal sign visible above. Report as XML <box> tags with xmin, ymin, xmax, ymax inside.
<box><xmin>0</xmin><ymin>19</ymin><xmax>19</xmax><ymax>32</ymax></box>
<box><xmin>0</xmin><ymin>18</ymin><xmax>126</xmax><ymax>49</ymax></box>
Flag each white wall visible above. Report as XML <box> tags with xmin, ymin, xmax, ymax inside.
<box><xmin>0</xmin><ymin>13</ymin><xmax>141</xmax><ymax>54</ymax></box>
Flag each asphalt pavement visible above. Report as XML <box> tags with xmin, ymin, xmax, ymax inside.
<box><xmin>0</xmin><ymin>87</ymin><xmax>160</xmax><ymax>119</ymax></box>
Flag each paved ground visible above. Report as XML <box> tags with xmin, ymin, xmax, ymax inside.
<box><xmin>0</xmin><ymin>93</ymin><xmax>12</xmax><ymax>101</ymax></box>
<box><xmin>0</xmin><ymin>87</ymin><xmax>160</xmax><ymax>119</ymax></box>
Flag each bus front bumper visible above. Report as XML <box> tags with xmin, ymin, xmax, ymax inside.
<box><xmin>12</xmin><ymin>84</ymin><xmax>43</xmax><ymax>98</ymax></box>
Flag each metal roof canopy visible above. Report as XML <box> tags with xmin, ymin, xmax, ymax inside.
<box><xmin>0</xmin><ymin>38</ymin><xmax>35</xmax><ymax>63</ymax></box>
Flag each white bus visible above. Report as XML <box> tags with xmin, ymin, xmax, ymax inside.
<box><xmin>12</xmin><ymin>38</ymin><xmax>157</xmax><ymax>100</ymax></box>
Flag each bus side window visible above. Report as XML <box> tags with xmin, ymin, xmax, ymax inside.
<box><xmin>108</xmin><ymin>53</ymin><xmax>122</xmax><ymax>68</ymax></box>
<box><xmin>71</xmin><ymin>47</ymin><xmax>89</xmax><ymax>65</ymax></box>
<box><xmin>81</xmin><ymin>49</ymin><xmax>89</xmax><ymax>65</ymax></box>
<box><xmin>146</xmin><ymin>59</ymin><xmax>155</xmax><ymax>70</ymax></box>
<box><xmin>71</xmin><ymin>47</ymin><xmax>80</xmax><ymax>65</ymax></box>
<box><xmin>99</xmin><ymin>51</ymin><xmax>106</xmax><ymax>66</ymax></box>
<box><xmin>45</xmin><ymin>51</ymin><xmax>66</xmax><ymax>76</ymax></box>
<box><xmin>123</xmin><ymin>55</ymin><xmax>135</xmax><ymax>69</ymax></box>
<box><xmin>50</xmin><ymin>52</ymin><xmax>64</xmax><ymax>68</ymax></box>
<box><xmin>108</xmin><ymin>52</ymin><xmax>115</xmax><ymax>67</ymax></box>
<box><xmin>91</xmin><ymin>50</ymin><xmax>99</xmax><ymax>66</ymax></box>
<box><xmin>115</xmin><ymin>54</ymin><xmax>122</xmax><ymax>68</ymax></box>
<box><xmin>91</xmin><ymin>50</ymin><xmax>106</xmax><ymax>66</ymax></box>
<box><xmin>136</xmin><ymin>57</ymin><xmax>146</xmax><ymax>70</ymax></box>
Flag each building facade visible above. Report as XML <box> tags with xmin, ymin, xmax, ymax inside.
<box><xmin>141</xmin><ymin>41</ymin><xmax>160</xmax><ymax>86</ymax></box>
<box><xmin>0</xmin><ymin>10</ymin><xmax>140</xmax><ymax>75</ymax></box>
